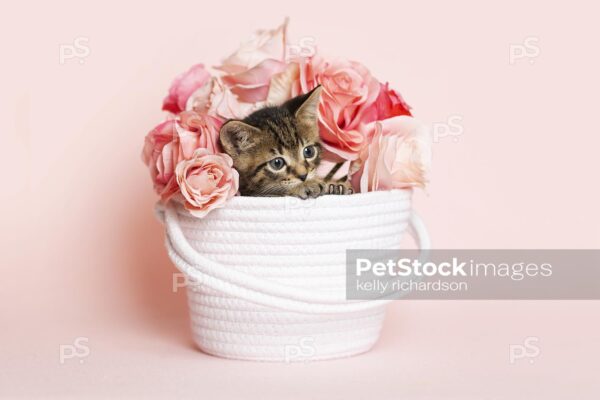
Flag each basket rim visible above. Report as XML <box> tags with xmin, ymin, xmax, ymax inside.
<box><xmin>192</xmin><ymin>188</ymin><xmax>413</xmax><ymax>208</ymax></box>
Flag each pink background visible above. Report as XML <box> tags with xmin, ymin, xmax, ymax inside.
<box><xmin>2</xmin><ymin>0</ymin><xmax>599</xmax><ymax>398</ymax></box>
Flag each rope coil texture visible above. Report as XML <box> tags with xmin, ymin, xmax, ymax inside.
<box><xmin>159</xmin><ymin>190</ymin><xmax>430</xmax><ymax>361</ymax></box>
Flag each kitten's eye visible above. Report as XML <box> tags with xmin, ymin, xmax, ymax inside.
<box><xmin>268</xmin><ymin>157</ymin><xmax>286</xmax><ymax>171</ymax></box>
<box><xmin>303</xmin><ymin>145</ymin><xmax>317</xmax><ymax>159</ymax></box>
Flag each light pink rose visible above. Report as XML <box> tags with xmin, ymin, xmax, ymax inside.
<box><xmin>162</xmin><ymin>64</ymin><xmax>212</xmax><ymax>114</ymax></box>
<box><xmin>266</xmin><ymin>62</ymin><xmax>299</xmax><ymax>104</ymax></box>
<box><xmin>216</xmin><ymin>20</ymin><xmax>288</xmax><ymax>103</ymax></box>
<box><xmin>208</xmin><ymin>80</ymin><xmax>258</xmax><ymax>120</ymax></box>
<box><xmin>176</xmin><ymin>148</ymin><xmax>239</xmax><ymax>217</ymax></box>
<box><xmin>291</xmin><ymin>56</ymin><xmax>381</xmax><ymax>160</ymax></box>
<box><xmin>354</xmin><ymin>116</ymin><xmax>431</xmax><ymax>192</ymax></box>
<box><xmin>141</xmin><ymin>113</ymin><xmax>224</xmax><ymax>200</ymax></box>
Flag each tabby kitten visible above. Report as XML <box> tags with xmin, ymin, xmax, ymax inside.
<box><xmin>219</xmin><ymin>86</ymin><xmax>352</xmax><ymax>198</ymax></box>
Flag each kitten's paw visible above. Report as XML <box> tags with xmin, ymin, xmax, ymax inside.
<box><xmin>292</xmin><ymin>181</ymin><xmax>324</xmax><ymax>199</ymax></box>
<box><xmin>303</xmin><ymin>181</ymin><xmax>325</xmax><ymax>199</ymax></box>
<box><xmin>326</xmin><ymin>181</ymin><xmax>353</xmax><ymax>195</ymax></box>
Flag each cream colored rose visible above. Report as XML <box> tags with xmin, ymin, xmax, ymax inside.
<box><xmin>216</xmin><ymin>19</ymin><xmax>288</xmax><ymax>103</ymax></box>
<box><xmin>357</xmin><ymin>116</ymin><xmax>431</xmax><ymax>191</ymax></box>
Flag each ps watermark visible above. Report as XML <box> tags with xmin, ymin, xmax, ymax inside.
<box><xmin>59</xmin><ymin>337</ymin><xmax>90</xmax><ymax>365</ymax></box>
<box><xmin>173</xmin><ymin>272</ymin><xmax>202</xmax><ymax>293</ymax></box>
<box><xmin>284</xmin><ymin>336</ymin><xmax>316</xmax><ymax>363</ymax></box>
<box><xmin>59</xmin><ymin>37</ymin><xmax>90</xmax><ymax>65</ymax></box>
<box><xmin>284</xmin><ymin>196</ymin><xmax>318</xmax><ymax>216</ymax></box>
<box><xmin>432</xmin><ymin>115</ymin><xmax>464</xmax><ymax>143</ymax></box>
<box><xmin>509</xmin><ymin>336</ymin><xmax>540</xmax><ymax>364</ymax></box>
<box><xmin>509</xmin><ymin>37</ymin><xmax>540</xmax><ymax>65</ymax></box>
<box><xmin>285</xmin><ymin>36</ymin><xmax>316</xmax><ymax>61</ymax></box>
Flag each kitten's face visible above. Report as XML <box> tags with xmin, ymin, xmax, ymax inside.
<box><xmin>219</xmin><ymin>87</ymin><xmax>323</xmax><ymax>196</ymax></box>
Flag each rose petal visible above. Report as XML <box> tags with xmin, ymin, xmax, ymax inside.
<box><xmin>267</xmin><ymin>62</ymin><xmax>299</xmax><ymax>104</ymax></box>
<box><xmin>162</xmin><ymin>64</ymin><xmax>212</xmax><ymax>114</ymax></box>
<box><xmin>221</xmin><ymin>59</ymin><xmax>287</xmax><ymax>102</ymax></box>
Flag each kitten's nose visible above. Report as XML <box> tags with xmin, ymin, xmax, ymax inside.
<box><xmin>299</xmin><ymin>173</ymin><xmax>308</xmax><ymax>181</ymax></box>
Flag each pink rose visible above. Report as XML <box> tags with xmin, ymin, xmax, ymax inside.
<box><xmin>141</xmin><ymin>113</ymin><xmax>223</xmax><ymax>200</ymax></box>
<box><xmin>162</xmin><ymin>64</ymin><xmax>212</xmax><ymax>114</ymax></box>
<box><xmin>354</xmin><ymin>116</ymin><xmax>431</xmax><ymax>192</ymax></box>
<box><xmin>362</xmin><ymin>82</ymin><xmax>412</xmax><ymax>122</ymax></box>
<box><xmin>291</xmin><ymin>56</ymin><xmax>381</xmax><ymax>160</ymax></box>
<box><xmin>142</xmin><ymin>120</ymin><xmax>179</xmax><ymax>198</ymax></box>
<box><xmin>185</xmin><ymin>77</ymin><xmax>216</xmax><ymax>114</ymax></box>
<box><xmin>216</xmin><ymin>20</ymin><xmax>288</xmax><ymax>103</ymax></box>
<box><xmin>177</xmin><ymin>111</ymin><xmax>223</xmax><ymax>155</ymax></box>
<box><xmin>176</xmin><ymin>149</ymin><xmax>239</xmax><ymax>217</ymax></box>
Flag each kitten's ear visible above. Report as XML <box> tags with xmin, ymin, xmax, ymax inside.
<box><xmin>219</xmin><ymin>120</ymin><xmax>261</xmax><ymax>156</ymax></box>
<box><xmin>290</xmin><ymin>85</ymin><xmax>322</xmax><ymax>125</ymax></box>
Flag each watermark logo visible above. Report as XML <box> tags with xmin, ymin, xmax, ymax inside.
<box><xmin>284</xmin><ymin>196</ymin><xmax>317</xmax><ymax>216</ymax></box>
<box><xmin>59</xmin><ymin>337</ymin><xmax>90</xmax><ymax>364</ymax></box>
<box><xmin>173</xmin><ymin>272</ymin><xmax>187</xmax><ymax>293</ymax></box>
<box><xmin>509</xmin><ymin>336</ymin><xmax>540</xmax><ymax>364</ymax></box>
<box><xmin>345</xmin><ymin>249</ymin><xmax>579</xmax><ymax>301</ymax></box>
<box><xmin>172</xmin><ymin>272</ymin><xmax>201</xmax><ymax>293</ymax></box>
<box><xmin>285</xmin><ymin>37</ymin><xmax>316</xmax><ymax>61</ymax></box>
<box><xmin>432</xmin><ymin>115</ymin><xmax>464</xmax><ymax>143</ymax></box>
<box><xmin>59</xmin><ymin>37</ymin><xmax>90</xmax><ymax>65</ymax></box>
<box><xmin>284</xmin><ymin>336</ymin><xmax>316</xmax><ymax>363</ymax></box>
<box><xmin>509</xmin><ymin>37</ymin><xmax>540</xmax><ymax>65</ymax></box>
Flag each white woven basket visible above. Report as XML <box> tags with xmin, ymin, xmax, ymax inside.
<box><xmin>158</xmin><ymin>189</ymin><xmax>429</xmax><ymax>362</ymax></box>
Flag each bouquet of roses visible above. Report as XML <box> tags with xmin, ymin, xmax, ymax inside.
<box><xmin>142</xmin><ymin>20</ymin><xmax>431</xmax><ymax>217</ymax></box>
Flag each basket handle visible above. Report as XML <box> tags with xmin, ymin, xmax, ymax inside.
<box><xmin>158</xmin><ymin>202</ymin><xmax>430</xmax><ymax>314</ymax></box>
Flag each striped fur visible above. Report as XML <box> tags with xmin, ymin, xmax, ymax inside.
<box><xmin>219</xmin><ymin>87</ymin><xmax>351</xmax><ymax>198</ymax></box>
